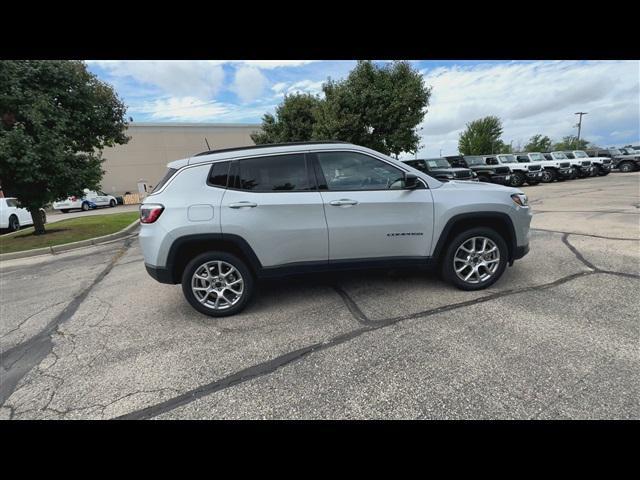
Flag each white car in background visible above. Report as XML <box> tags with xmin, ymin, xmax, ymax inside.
<box><xmin>52</xmin><ymin>189</ymin><xmax>117</xmax><ymax>213</ymax></box>
<box><xmin>0</xmin><ymin>197</ymin><xmax>47</xmax><ymax>233</ymax></box>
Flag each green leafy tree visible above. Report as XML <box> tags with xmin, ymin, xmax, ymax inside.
<box><xmin>458</xmin><ymin>116</ymin><xmax>507</xmax><ymax>155</ymax></box>
<box><xmin>524</xmin><ymin>134</ymin><xmax>553</xmax><ymax>152</ymax></box>
<box><xmin>312</xmin><ymin>60</ymin><xmax>431</xmax><ymax>157</ymax></box>
<box><xmin>251</xmin><ymin>93</ymin><xmax>322</xmax><ymax>144</ymax></box>
<box><xmin>0</xmin><ymin>60</ymin><xmax>128</xmax><ymax>234</ymax></box>
<box><xmin>552</xmin><ymin>135</ymin><xmax>592</xmax><ymax>151</ymax></box>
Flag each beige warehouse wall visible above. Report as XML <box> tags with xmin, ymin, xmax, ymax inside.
<box><xmin>99</xmin><ymin>123</ymin><xmax>260</xmax><ymax>194</ymax></box>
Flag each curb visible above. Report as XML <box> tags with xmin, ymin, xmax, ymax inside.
<box><xmin>0</xmin><ymin>220</ymin><xmax>140</xmax><ymax>262</ymax></box>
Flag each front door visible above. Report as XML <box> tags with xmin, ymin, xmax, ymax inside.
<box><xmin>311</xmin><ymin>151</ymin><xmax>434</xmax><ymax>261</ymax></box>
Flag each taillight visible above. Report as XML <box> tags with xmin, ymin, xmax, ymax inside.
<box><xmin>140</xmin><ymin>204</ymin><xmax>164</xmax><ymax>224</ymax></box>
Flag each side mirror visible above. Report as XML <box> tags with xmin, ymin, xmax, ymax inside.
<box><xmin>404</xmin><ymin>173</ymin><xmax>418</xmax><ymax>189</ymax></box>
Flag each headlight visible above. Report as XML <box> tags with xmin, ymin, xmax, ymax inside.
<box><xmin>511</xmin><ymin>193</ymin><xmax>528</xmax><ymax>207</ymax></box>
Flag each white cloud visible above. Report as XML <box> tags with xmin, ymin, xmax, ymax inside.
<box><xmin>231</xmin><ymin>66</ymin><xmax>268</xmax><ymax>103</ymax></box>
<box><xmin>88</xmin><ymin>60</ymin><xmax>225</xmax><ymax>100</ymax></box>
<box><xmin>232</xmin><ymin>60</ymin><xmax>316</xmax><ymax>69</ymax></box>
<box><xmin>138</xmin><ymin>97</ymin><xmax>231</xmax><ymax>122</ymax></box>
<box><xmin>416</xmin><ymin>60</ymin><xmax>640</xmax><ymax>157</ymax></box>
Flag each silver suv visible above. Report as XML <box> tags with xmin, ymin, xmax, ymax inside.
<box><xmin>139</xmin><ymin>142</ymin><xmax>532</xmax><ymax>317</ymax></box>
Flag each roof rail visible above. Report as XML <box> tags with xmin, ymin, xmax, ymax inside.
<box><xmin>193</xmin><ymin>140</ymin><xmax>351</xmax><ymax>157</ymax></box>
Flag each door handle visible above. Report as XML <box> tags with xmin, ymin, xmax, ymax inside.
<box><xmin>229</xmin><ymin>201</ymin><xmax>258</xmax><ymax>209</ymax></box>
<box><xmin>329</xmin><ymin>199</ymin><xmax>358</xmax><ymax>206</ymax></box>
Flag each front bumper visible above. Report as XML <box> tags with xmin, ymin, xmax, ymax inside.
<box><xmin>490</xmin><ymin>174</ymin><xmax>511</xmax><ymax>185</ymax></box>
<box><xmin>513</xmin><ymin>244</ymin><xmax>529</xmax><ymax>261</ymax></box>
<box><xmin>525</xmin><ymin>171</ymin><xmax>544</xmax><ymax>181</ymax></box>
<box><xmin>558</xmin><ymin>167</ymin><xmax>573</xmax><ymax>178</ymax></box>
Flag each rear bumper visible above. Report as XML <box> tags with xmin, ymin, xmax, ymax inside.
<box><xmin>145</xmin><ymin>263</ymin><xmax>175</xmax><ymax>284</ymax></box>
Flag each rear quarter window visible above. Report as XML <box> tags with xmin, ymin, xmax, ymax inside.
<box><xmin>151</xmin><ymin>168</ymin><xmax>178</xmax><ymax>193</ymax></box>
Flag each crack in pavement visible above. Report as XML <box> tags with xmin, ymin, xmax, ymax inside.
<box><xmin>532</xmin><ymin>228</ymin><xmax>640</xmax><ymax>242</ymax></box>
<box><xmin>0</xmin><ymin>238</ymin><xmax>133</xmax><ymax>407</ymax></box>
<box><xmin>116</xmin><ymin>268</ymin><xmax>603</xmax><ymax>420</ymax></box>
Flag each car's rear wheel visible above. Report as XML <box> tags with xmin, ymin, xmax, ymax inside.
<box><xmin>8</xmin><ymin>215</ymin><xmax>19</xmax><ymax>232</ymax></box>
<box><xmin>509</xmin><ymin>172</ymin><xmax>525</xmax><ymax>187</ymax></box>
<box><xmin>619</xmin><ymin>162</ymin><xmax>634</xmax><ymax>173</ymax></box>
<box><xmin>81</xmin><ymin>202</ymin><xmax>89</xmax><ymax>211</ymax></box>
<box><xmin>442</xmin><ymin>227</ymin><xmax>508</xmax><ymax>291</ymax></box>
<box><xmin>541</xmin><ymin>169</ymin><xmax>555</xmax><ymax>183</ymax></box>
<box><xmin>181</xmin><ymin>251</ymin><xmax>254</xmax><ymax>317</ymax></box>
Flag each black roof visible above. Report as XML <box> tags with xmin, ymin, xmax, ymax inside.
<box><xmin>193</xmin><ymin>141</ymin><xmax>351</xmax><ymax>157</ymax></box>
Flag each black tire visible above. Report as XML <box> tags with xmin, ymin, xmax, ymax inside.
<box><xmin>60</xmin><ymin>209</ymin><xmax>69</xmax><ymax>213</ymax></box>
<box><xmin>181</xmin><ymin>251</ymin><xmax>254</xmax><ymax>317</ymax></box>
<box><xmin>591</xmin><ymin>165</ymin><xmax>601</xmax><ymax>177</ymax></box>
<box><xmin>109</xmin><ymin>199</ymin><xmax>116</xmax><ymax>207</ymax></box>
<box><xmin>569</xmin><ymin>167</ymin><xmax>579</xmax><ymax>179</ymax></box>
<box><xmin>541</xmin><ymin>169</ymin><xmax>556</xmax><ymax>183</ymax></box>
<box><xmin>509</xmin><ymin>172</ymin><xmax>525</xmax><ymax>187</ymax></box>
<box><xmin>8</xmin><ymin>215</ymin><xmax>19</xmax><ymax>232</ymax></box>
<box><xmin>619</xmin><ymin>162</ymin><xmax>634</xmax><ymax>173</ymax></box>
<box><xmin>81</xmin><ymin>202</ymin><xmax>89</xmax><ymax>211</ymax></box>
<box><xmin>441</xmin><ymin>227</ymin><xmax>508</xmax><ymax>291</ymax></box>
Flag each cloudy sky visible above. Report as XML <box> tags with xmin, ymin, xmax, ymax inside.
<box><xmin>87</xmin><ymin>60</ymin><xmax>640</xmax><ymax>157</ymax></box>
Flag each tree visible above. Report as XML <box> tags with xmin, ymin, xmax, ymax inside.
<box><xmin>251</xmin><ymin>93</ymin><xmax>322</xmax><ymax>144</ymax></box>
<box><xmin>552</xmin><ymin>135</ymin><xmax>592</xmax><ymax>151</ymax></box>
<box><xmin>0</xmin><ymin>61</ymin><xmax>128</xmax><ymax>234</ymax></box>
<box><xmin>524</xmin><ymin>134</ymin><xmax>553</xmax><ymax>152</ymax></box>
<box><xmin>458</xmin><ymin>116</ymin><xmax>507</xmax><ymax>155</ymax></box>
<box><xmin>312</xmin><ymin>60</ymin><xmax>431</xmax><ymax>157</ymax></box>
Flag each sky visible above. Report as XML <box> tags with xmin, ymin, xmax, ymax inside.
<box><xmin>86</xmin><ymin>60</ymin><xmax>640</xmax><ymax>158</ymax></box>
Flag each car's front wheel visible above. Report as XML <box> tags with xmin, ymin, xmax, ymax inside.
<box><xmin>8</xmin><ymin>215</ymin><xmax>20</xmax><ymax>232</ymax></box>
<box><xmin>509</xmin><ymin>172</ymin><xmax>525</xmax><ymax>187</ymax></box>
<box><xmin>541</xmin><ymin>169</ymin><xmax>555</xmax><ymax>183</ymax></box>
<box><xmin>442</xmin><ymin>227</ymin><xmax>508</xmax><ymax>291</ymax></box>
<box><xmin>81</xmin><ymin>202</ymin><xmax>89</xmax><ymax>211</ymax></box>
<box><xmin>619</xmin><ymin>162</ymin><xmax>634</xmax><ymax>173</ymax></box>
<box><xmin>181</xmin><ymin>251</ymin><xmax>254</xmax><ymax>317</ymax></box>
<box><xmin>109</xmin><ymin>199</ymin><xmax>116</xmax><ymax>207</ymax></box>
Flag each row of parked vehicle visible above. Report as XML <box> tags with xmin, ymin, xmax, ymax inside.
<box><xmin>402</xmin><ymin>147</ymin><xmax>640</xmax><ymax>188</ymax></box>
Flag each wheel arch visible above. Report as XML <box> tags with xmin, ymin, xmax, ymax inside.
<box><xmin>432</xmin><ymin>212</ymin><xmax>517</xmax><ymax>266</ymax></box>
<box><xmin>166</xmin><ymin>233</ymin><xmax>262</xmax><ymax>284</ymax></box>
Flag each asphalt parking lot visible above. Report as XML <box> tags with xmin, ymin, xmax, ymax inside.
<box><xmin>1</xmin><ymin>172</ymin><xmax>638</xmax><ymax>420</ymax></box>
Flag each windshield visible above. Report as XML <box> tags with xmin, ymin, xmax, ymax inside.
<box><xmin>551</xmin><ymin>152</ymin><xmax>568</xmax><ymax>160</ymax></box>
<box><xmin>609</xmin><ymin>149</ymin><xmax>622</xmax><ymax>155</ymax></box>
<box><xmin>463</xmin><ymin>156</ymin><xmax>485</xmax><ymax>165</ymax></box>
<box><xmin>425</xmin><ymin>158</ymin><xmax>451</xmax><ymax>168</ymax></box>
<box><xmin>572</xmin><ymin>151</ymin><xmax>588</xmax><ymax>158</ymax></box>
<box><xmin>528</xmin><ymin>153</ymin><xmax>546</xmax><ymax>161</ymax></box>
<box><xmin>497</xmin><ymin>154</ymin><xmax>516</xmax><ymax>164</ymax></box>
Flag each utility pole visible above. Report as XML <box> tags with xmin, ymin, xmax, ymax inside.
<box><xmin>439</xmin><ymin>148</ymin><xmax>443</xmax><ymax>157</ymax></box>
<box><xmin>575</xmin><ymin>112</ymin><xmax>588</xmax><ymax>144</ymax></box>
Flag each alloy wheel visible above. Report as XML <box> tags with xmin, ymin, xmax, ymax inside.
<box><xmin>453</xmin><ymin>236</ymin><xmax>501</xmax><ymax>284</ymax></box>
<box><xmin>191</xmin><ymin>260</ymin><xmax>244</xmax><ymax>311</ymax></box>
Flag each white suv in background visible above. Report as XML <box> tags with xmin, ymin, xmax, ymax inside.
<box><xmin>0</xmin><ymin>197</ymin><xmax>47</xmax><ymax>233</ymax></box>
<box><xmin>52</xmin><ymin>189</ymin><xmax>117</xmax><ymax>213</ymax></box>
<box><xmin>138</xmin><ymin>142</ymin><xmax>532</xmax><ymax>317</ymax></box>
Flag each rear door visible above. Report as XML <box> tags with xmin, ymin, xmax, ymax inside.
<box><xmin>220</xmin><ymin>153</ymin><xmax>328</xmax><ymax>268</ymax></box>
<box><xmin>311</xmin><ymin>150</ymin><xmax>434</xmax><ymax>261</ymax></box>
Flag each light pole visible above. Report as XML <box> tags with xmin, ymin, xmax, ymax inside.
<box><xmin>575</xmin><ymin>112</ymin><xmax>588</xmax><ymax>144</ymax></box>
<box><xmin>439</xmin><ymin>148</ymin><xmax>443</xmax><ymax>157</ymax></box>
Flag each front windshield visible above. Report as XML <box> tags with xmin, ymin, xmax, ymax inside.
<box><xmin>497</xmin><ymin>154</ymin><xmax>516</xmax><ymax>164</ymax></box>
<box><xmin>528</xmin><ymin>153</ymin><xmax>546</xmax><ymax>161</ymax></box>
<box><xmin>610</xmin><ymin>149</ymin><xmax>622</xmax><ymax>155</ymax></box>
<box><xmin>551</xmin><ymin>152</ymin><xmax>568</xmax><ymax>160</ymax></box>
<box><xmin>573</xmin><ymin>151</ymin><xmax>588</xmax><ymax>158</ymax></box>
<box><xmin>464</xmin><ymin>156</ymin><xmax>485</xmax><ymax>166</ymax></box>
<box><xmin>425</xmin><ymin>158</ymin><xmax>451</xmax><ymax>168</ymax></box>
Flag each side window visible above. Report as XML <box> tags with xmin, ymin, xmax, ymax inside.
<box><xmin>6</xmin><ymin>199</ymin><xmax>18</xmax><ymax>207</ymax></box>
<box><xmin>207</xmin><ymin>161</ymin><xmax>230</xmax><ymax>188</ymax></box>
<box><xmin>316</xmin><ymin>151</ymin><xmax>406</xmax><ymax>191</ymax></box>
<box><xmin>486</xmin><ymin>157</ymin><xmax>498</xmax><ymax>165</ymax></box>
<box><xmin>236</xmin><ymin>154</ymin><xmax>310</xmax><ymax>192</ymax></box>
